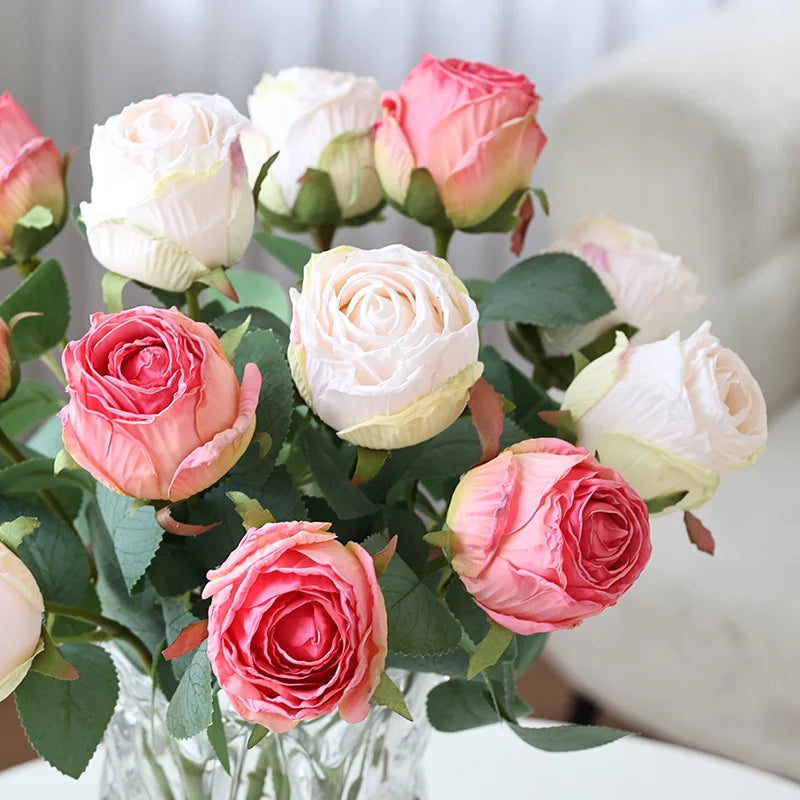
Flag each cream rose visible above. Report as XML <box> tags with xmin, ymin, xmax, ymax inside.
<box><xmin>562</xmin><ymin>322</ymin><xmax>767</xmax><ymax>512</ymax></box>
<box><xmin>0</xmin><ymin>542</ymin><xmax>44</xmax><ymax>701</ymax></box>
<box><xmin>542</xmin><ymin>216</ymin><xmax>704</xmax><ymax>353</ymax></box>
<box><xmin>240</xmin><ymin>68</ymin><xmax>382</xmax><ymax>225</ymax></box>
<box><xmin>288</xmin><ymin>244</ymin><xmax>482</xmax><ymax>449</ymax></box>
<box><xmin>81</xmin><ymin>93</ymin><xmax>255</xmax><ymax>292</ymax></box>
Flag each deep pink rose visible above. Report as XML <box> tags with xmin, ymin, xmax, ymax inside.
<box><xmin>374</xmin><ymin>54</ymin><xmax>546</xmax><ymax>228</ymax></box>
<box><xmin>446</xmin><ymin>438</ymin><xmax>651</xmax><ymax>634</ymax></box>
<box><xmin>0</xmin><ymin>92</ymin><xmax>65</xmax><ymax>254</ymax></box>
<box><xmin>202</xmin><ymin>522</ymin><xmax>387</xmax><ymax>733</ymax></box>
<box><xmin>59</xmin><ymin>306</ymin><xmax>261</xmax><ymax>501</ymax></box>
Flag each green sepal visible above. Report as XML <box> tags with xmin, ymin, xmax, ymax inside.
<box><xmin>531</xmin><ymin>188</ymin><xmax>550</xmax><ymax>215</ymax></box>
<box><xmin>371</xmin><ymin>672</ymin><xmax>413</xmax><ymax>721</ymax></box>
<box><xmin>219</xmin><ymin>314</ymin><xmax>251</xmax><ymax>364</ymax></box>
<box><xmin>208</xmin><ymin>692</ymin><xmax>231</xmax><ymax>774</ymax></box>
<box><xmin>252</xmin><ymin>152</ymin><xmax>279</xmax><ymax>208</ymax></box>
<box><xmin>401</xmin><ymin>168</ymin><xmax>452</xmax><ymax>231</ymax></box>
<box><xmin>461</xmin><ymin>189</ymin><xmax>528</xmax><ymax>234</ymax></box>
<box><xmin>0</xmin><ymin>515</ymin><xmax>39</xmax><ymax>553</ymax></box>
<box><xmin>247</xmin><ymin>724</ymin><xmax>270</xmax><ymax>749</ymax></box>
<box><xmin>292</xmin><ymin>168</ymin><xmax>342</xmax><ymax>228</ymax></box>
<box><xmin>466</xmin><ymin>620</ymin><xmax>513</xmax><ymax>680</ymax></box>
<box><xmin>8</xmin><ymin>206</ymin><xmax>61</xmax><ymax>263</ymax></box>
<box><xmin>29</xmin><ymin>628</ymin><xmax>79</xmax><ymax>681</ymax></box>
<box><xmin>351</xmin><ymin>447</ymin><xmax>389</xmax><ymax>486</ymax></box>
<box><xmin>645</xmin><ymin>491</ymin><xmax>689</xmax><ymax>515</ymax></box>
<box><xmin>54</xmin><ymin>448</ymin><xmax>81</xmax><ymax>475</ymax></box>
<box><xmin>423</xmin><ymin>529</ymin><xmax>451</xmax><ymax>549</ymax></box>
<box><xmin>101</xmin><ymin>271</ymin><xmax>129</xmax><ymax>314</ymax></box>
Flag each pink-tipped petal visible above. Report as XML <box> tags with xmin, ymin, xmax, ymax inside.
<box><xmin>373</xmin><ymin>114</ymin><xmax>415</xmax><ymax>206</ymax></box>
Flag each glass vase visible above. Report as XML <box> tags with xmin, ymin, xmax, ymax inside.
<box><xmin>101</xmin><ymin>649</ymin><xmax>434</xmax><ymax>800</ymax></box>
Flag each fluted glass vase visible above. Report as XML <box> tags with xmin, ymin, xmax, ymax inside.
<box><xmin>101</xmin><ymin>649</ymin><xmax>434</xmax><ymax>800</ymax></box>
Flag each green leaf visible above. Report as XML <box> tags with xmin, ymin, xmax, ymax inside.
<box><xmin>26</xmin><ymin>414</ymin><xmax>65</xmax><ymax>457</ymax></box>
<box><xmin>211</xmin><ymin>306</ymin><xmax>289</xmax><ymax>345</ymax></box>
<box><xmin>371</xmin><ymin>672</ymin><xmax>413</xmax><ymax>721</ymax></box>
<box><xmin>426</xmin><ymin>679</ymin><xmax>500</xmax><ymax>732</ymax></box>
<box><xmin>375</xmin><ymin>549</ymin><xmax>461</xmax><ymax>656</ymax></box>
<box><xmin>15</xmin><ymin>643</ymin><xmax>118</xmax><ymax>778</ymax></box>
<box><xmin>351</xmin><ymin>447</ymin><xmax>388</xmax><ymax>486</ymax></box>
<box><xmin>226</xmin><ymin>490</ymin><xmax>274</xmax><ymax>529</ymax></box>
<box><xmin>247</xmin><ymin>724</ymin><xmax>270</xmax><ymax>749</ymax></box>
<box><xmin>166</xmin><ymin>642</ymin><xmax>213</xmax><ymax>740</ymax></box>
<box><xmin>207</xmin><ymin>270</ymin><xmax>290</xmax><ymax>322</ymax></box>
<box><xmin>385</xmin><ymin>649</ymin><xmax>469</xmax><ymax>678</ymax></box>
<box><xmin>383</xmin><ymin>505</ymin><xmax>429</xmax><ymax>571</ymax></box>
<box><xmin>29</xmin><ymin>628</ymin><xmax>79</xmax><ymax>681</ymax></box>
<box><xmin>208</xmin><ymin>693</ymin><xmax>231</xmax><ymax>774</ymax></box>
<box><xmin>463</xmin><ymin>279</ymin><xmax>492</xmax><ymax>305</ymax></box>
<box><xmin>252</xmin><ymin>151</ymin><xmax>279</xmax><ymax>208</ymax></box>
<box><xmin>480</xmin><ymin>253</ymin><xmax>614</xmax><ymax>327</ymax></box>
<box><xmin>445</xmin><ymin>580</ymin><xmax>490</xmax><ymax>645</ymax></box>
<box><xmin>219</xmin><ymin>313</ymin><xmax>251</xmax><ymax>363</ymax></box>
<box><xmin>98</xmin><ymin>488</ymin><xmax>164</xmax><ymax>593</ymax></box>
<box><xmin>161</xmin><ymin>598</ymin><xmax>200</xmax><ymax>682</ymax></box>
<box><xmin>580</xmin><ymin>323</ymin><xmax>638</xmax><ymax>362</ymax></box>
<box><xmin>292</xmin><ymin>168</ymin><xmax>342</xmax><ymax>227</ymax></box>
<box><xmin>0</xmin><ymin>515</ymin><xmax>39</xmax><ymax>552</ymax></box>
<box><xmin>513</xmin><ymin>632</ymin><xmax>548</xmax><ymax>674</ymax></box>
<box><xmin>301</xmin><ymin>428</ymin><xmax>377</xmax><ymax>519</ymax></box>
<box><xmin>510</xmin><ymin>723</ymin><xmax>630</xmax><ymax>751</ymax></box>
<box><xmin>645</xmin><ymin>491</ymin><xmax>689</xmax><ymax>515</ymax></box>
<box><xmin>0</xmin><ymin>379</ymin><xmax>64</xmax><ymax>437</ymax></box>
<box><xmin>254</xmin><ymin>231</ymin><xmax>313</xmax><ymax>278</ymax></box>
<box><xmin>0</xmin><ymin>457</ymin><xmax>94</xmax><ymax>496</ymax></box>
<box><xmin>423</xmin><ymin>529</ymin><xmax>451</xmax><ymax>548</ymax></box>
<box><xmin>467</xmin><ymin>621</ymin><xmax>513</xmax><ymax>680</ymax></box>
<box><xmin>0</xmin><ymin>259</ymin><xmax>70</xmax><ymax>360</ymax></box>
<box><xmin>101</xmin><ymin>271</ymin><xmax>130</xmax><ymax>314</ymax></box>
<box><xmin>402</xmin><ymin>168</ymin><xmax>451</xmax><ymax>230</ymax></box>
<box><xmin>572</xmin><ymin>350</ymin><xmax>591</xmax><ymax>376</ymax></box>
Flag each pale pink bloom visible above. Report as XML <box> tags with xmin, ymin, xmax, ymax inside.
<box><xmin>59</xmin><ymin>306</ymin><xmax>261</xmax><ymax>501</ymax></box>
<box><xmin>374</xmin><ymin>54</ymin><xmax>546</xmax><ymax>228</ymax></box>
<box><xmin>447</xmin><ymin>438</ymin><xmax>651</xmax><ymax>634</ymax></box>
<box><xmin>203</xmin><ymin>522</ymin><xmax>387</xmax><ymax>733</ymax></box>
<box><xmin>0</xmin><ymin>92</ymin><xmax>65</xmax><ymax>254</ymax></box>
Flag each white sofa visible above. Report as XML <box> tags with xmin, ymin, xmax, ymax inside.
<box><xmin>540</xmin><ymin>1</ymin><xmax>800</xmax><ymax>779</ymax></box>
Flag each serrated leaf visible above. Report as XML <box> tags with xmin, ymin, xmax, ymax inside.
<box><xmin>98</xmin><ymin>488</ymin><xmax>164</xmax><ymax>593</ymax></box>
<box><xmin>166</xmin><ymin>642</ymin><xmax>213</xmax><ymax>740</ymax></box>
<box><xmin>211</xmin><ymin>306</ymin><xmax>289</xmax><ymax>343</ymax></box>
<box><xmin>15</xmin><ymin>643</ymin><xmax>118</xmax><ymax>778</ymax></box>
<box><xmin>254</xmin><ymin>231</ymin><xmax>313</xmax><ymax>278</ymax></box>
<box><xmin>0</xmin><ymin>456</ymin><xmax>94</xmax><ymax>496</ymax></box>
<box><xmin>29</xmin><ymin>629</ymin><xmax>79</xmax><ymax>680</ymax></box>
<box><xmin>510</xmin><ymin>722</ymin><xmax>630</xmax><ymax>751</ymax></box>
<box><xmin>513</xmin><ymin>632</ymin><xmax>548</xmax><ymax>674</ymax></box>
<box><xmin>226</xmin><ymin>490</ymin><xmax>274</xmax><ymax>529</ymax></box>
<box><xmin>480</xmin><ymin>253</ymin><xmax>614</xmax><ymax>327</ymax></box>
<box><xmin>0</xmin><ymin>259</ymin><xmax>70</xmax><ymax>360</ymax></box>
<box><xmin>219</xmin><ymin>313</ymin><xmax>251</xmax><ymax>363</ymax></box>
<box><xmin>467</xmin><ymin>621</ymin><xmax>513</xmax><ymax>680</ymax></box>
<box><xmin>426</xmin><ymin>679</ymin><xmax>499</xmax><ymax>732</ymax></box>
<box><xmin>160</xmin><ymin>598</ymin><xmax>202</xmax><ymax>685</ymax></box>
<box><xmin>445</xmin><ymin>580</ymin><xmax>490</xmax><ymax>645</ymax></box>
<box><xmin>0</xmin><ymin>379</ymin><xmax>64</xmax><ymax>437</ymax></box>
<box><xmin>0</xmin><ymin>515</ymin><xmax>39</xmax><ymax>552</ymax></box>
<box><xmin>208</xmin><ymin>270</ymin><xmax>290</xmax><ymax>322</ymax></box>
<box><xmin>208</xmin><ymin>693</ymin><xmax>231</xmax><ymax>774</ymax></box>
<box><xmin>371</xmin><ymin>672</ymin><xmax>413</xmax><ymax>721</ymax></box>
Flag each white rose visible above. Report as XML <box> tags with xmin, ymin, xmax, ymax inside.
<box><xmin>81</xmin><ymin>93</ymin><xmax>255</xmax><ymax>292</ymax></box>
<box><xmin>562</xmin><ymin>322</ymin><xmax>767</xmax><ymax>512</ymax></box>
<box><xmin>0</xmin><ymin>542</ymin><xmax>44</xmax><ymax>701</ymax></box>
<box><xmin>542</xmin><ymin>216</ymin><xmax>704</xmax><ymax>353</ymax></box>
<box><xmin>288</xmin><ymin>244</ymin><xmax>483</xmax><ymax>449</ymax></box>
<box><xmin>240</xmin><ymin>67</ymin><xmax>382</xmax><ymax>224</ymax></box>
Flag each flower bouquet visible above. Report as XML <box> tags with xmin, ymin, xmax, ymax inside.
<box><xmin>0</xmin><ymin>55</ymin><xmax>766</xmax><ymax>800</ymax></box>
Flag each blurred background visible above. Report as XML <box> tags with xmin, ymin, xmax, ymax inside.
<box><xmin>2</xmin><ymin>0</ymin><xmax>799</xmax><ymax>783</ymax></box>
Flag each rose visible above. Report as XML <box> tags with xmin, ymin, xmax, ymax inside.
<box><xmin>240</xmin><ymin>67</ymin><xmax>383</xmax><ymax>229</ymax></box>
<box><xmin>561</xmin><ymin>323</ymin><xmax>768</xmax><ymax>513</ymax></box>
<box><xmin>288</xmin><ymin>244</ymin><xmax>483</xmax><ymax>449</ymax></box>
<box><xmin>81</xmin><ymin>93</ymin><xmax>254</xmax><ymax>292</ymax></box>
<box><xmin>59</xmin><ymin>306</ymin><xmax>261</xmax><ymax>501</ymax></box>
<box><xmin>374</xmin><ymin>54</ymin><xmax>546</xmax><ymax>229</ymax></box>
<box><xmin>446</xmin><ymin>438</ymin><xmax>651</xmax><ymax>634</ymax></box>
<box><xmin>0</xmin><ymin>92</ymin><xmax>66</xmax><ymax>258</ymax></box>
<box><xmin>0</xmin><ymin>542</ymin><xmax>44</xmax><ymax>701</ymax></box>
<box><xmin>540</xmin><ymin>216</ymin><xmax>704</xmax><ymax>353</ymax></box>
<box><xmin>202</xmin><ymin>521</ymin><xmax>387</xmax><ymax>733</ymax></box>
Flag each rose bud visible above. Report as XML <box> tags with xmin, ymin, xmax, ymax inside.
<box><xmin>446</xmin><ymin>438</ymin><xmax>651</xmax><ymax>634</ymax></box>
<box><xmin>0</xmin><ymin>92</ymin><xmax>66</xmax><ymax>260</ymax></box>
<box><xmin>540</xmin><ymin>216</ymin><xmax>704</xmax><ymax>353</ymax></box>
<box><xmin>374</xmin><ymin>54</ymin><xmax>546</xmax><ymax>231</ymax></box>
<box><xmin>59</xmin><ymin>306</ymin><xmax>261</xmax><ymax>501</ymax></box>
<box><xmin>0</xmin><ymin>542</ymin><xmax>44</xmax><ymax>701</ymax></box>
<box><xmin>562</xmin><ymin>323</ymin><xmax>768</xmax><ymax>513</ymax></box>
<box><xmin>240</xmin><ymin>67</ymin><xmax>383</xmax><ymax>232</ymax></box>
<box><xmin>81</xmin><ymin>93</ymin><xmax>254</xmax><ymax>293</ymax></box>
<box><xmin>288</xmin><ymin>244</ymin><xmax>482</xmax><ymax>449</ymax></box>
<box><xmin>203</xmin><ymin>521</ymin><xmax>387</xmax><ymax>733</ymax></box>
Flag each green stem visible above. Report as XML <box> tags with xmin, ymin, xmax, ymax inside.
<box><xmin>15</xmin><ymin>257</ymin><xmax>40</xmax><ymax>280</ymax></box>
<box><xmin>185</xmin><ymin>285</ymin><xmax>201</xmax><ymax>321</ymax></box>
<box><xmin>40</xmin><ymin>350</ymin><xmax>66</xmax><ymax>384</ymax></box>
<box><xmin>46</xmin><ymin>601</ymin><xmax>153</xmax><ymax>672</ymax></box>
<box><xmin>0</xmin><ymin>426</ymin><xmax>96</xmax><ymax>581</ymax></box>
<box><xmin>432</xmin><ymin>228</ymin><xmax>454</xmax><ymax>260</ymax></box>
<box><xmin>310</xmin><ymin>224</ymin><xmax>336</xmax><ymax>252</ymax></box>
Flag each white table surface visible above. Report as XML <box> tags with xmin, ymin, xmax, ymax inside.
<box><xmin>2</xmin><ymin>721</ymin><xmax>798</xmax><ymax>799</ymax></box>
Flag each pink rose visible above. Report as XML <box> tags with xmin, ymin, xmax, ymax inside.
<box><xmin>203</xmin><ymin>522</ymin><xmax>387</xmax><ymax>733</ymax></box>
<box><xmin>59</xmin><ymin>306</ymin><xmax>261</xmax><ymax>501</ymax></box>
<box><xmin>446</xmin><ymin>438</ymin><xmax>651</xmax><ymax>634</ymax></box>
<box><xmin>0</xmin><ymin>92</ymin><xmax>65</xmax><ymax>255</ymax></box>
<box><xmin>374</xmin><ymin>54</ymin><xmax>546</xmax><ymax>228</ymax></box>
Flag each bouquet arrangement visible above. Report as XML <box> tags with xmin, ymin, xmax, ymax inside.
<box><xmin>0</xmin><ymin>55</ymin><xmax>767</xmax><ymax>798</ymax></box>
